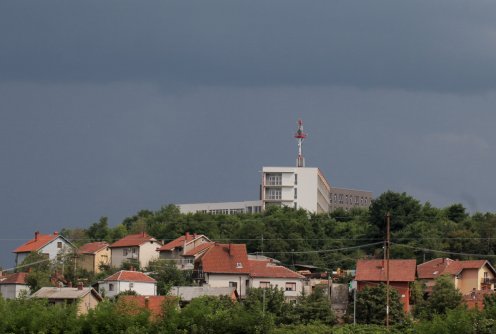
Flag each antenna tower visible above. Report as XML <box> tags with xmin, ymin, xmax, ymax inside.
<box><xmin>294</xmin><ymin>119</ymin><xmax>307</xmax><ymax>167</ymax></box>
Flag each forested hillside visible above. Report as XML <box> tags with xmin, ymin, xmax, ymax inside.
<box><xmin>62</xmin><ymin>190</ymin><xmax>496</xmax><ymax>270</ymax></box>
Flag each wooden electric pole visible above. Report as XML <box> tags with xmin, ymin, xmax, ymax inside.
<box><xmin>386</xmin><ymin>211</ymin><xmax>391</xmax><ymax>330</ymax></box>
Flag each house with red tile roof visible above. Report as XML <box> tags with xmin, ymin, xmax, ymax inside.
<box><xmin>78</xmin><ymin>242</ymin><xmax>110</xmax><ymax>273</ymax></box>
<box><xmin>118</xmin><ymin>295</ymin><xmax>178</xmax><ymax>319</ymax></box>
<box><xmin>355</xmin><ymin>259</ymin><xmax>417</xmax><ymax>312</ymax></box>
<box><xmin>158</xmin><ymin>232</ymin><xmax>212</xmax><ymax>269</ymax></box>
<box><xmin>98</xmin><ymin>270</ymin><xmax>157</xmax><ymax>298</ymax></box>
<box><xmin>417</xmin><ymin>258</ymin><xmax>496</xmax><ymax>295</ymax></box>
<box><xmin>194</xmin><ymin>243</ymin><xmax>305</xmax><ymax>299</ymax></box>
<box><xmin>13</xmin><ymin>231</ymin><xmax>74</xmax><ymax>267</ymax></box>
<box><xmin>249</xmin><ymin>259</ymin><xmax>306</xmax><ymax>301</ymax></box>
<box><xmin>109</xmin><ymin>232</ymin><xmax>162</xmax><ymax>269</ymax></box>
<box><xmin>0</xmin><ymin>272</ymin><xmax>30</xmax><ymax>299</ymax></box>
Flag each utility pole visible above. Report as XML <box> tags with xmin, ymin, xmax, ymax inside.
<box><xmin>386</xmin><ymin>212</ymin><xmax>391</xmax><ymax>330</ymax></box>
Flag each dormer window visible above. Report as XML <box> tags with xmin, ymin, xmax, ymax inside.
<box><xmin>236</xmin><ymin>262</ymin><xmax>243</xmax><ymax>268</ymax></box>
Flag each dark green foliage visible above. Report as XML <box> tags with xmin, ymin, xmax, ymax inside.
<box><xmin>369</xmin><ymin>191</ymin><xmax>421</xmax><ymax>233</ymax></box>
<box><xmin>147</xmin><ymin>259</ymin><xmax>194</xmax><ymax>295</ymax></box>
<box><xmin>352</xmin><ymin>284</ymin><xmax>405</xmax><ymax>325</ymax></box>
<box><xmin>418</xmin><ymin>275</ymin><xmax>463</xmax><ymax>318</ymax></box>
<box><xmin>291</xmin><ymin>287</ymin><xmax>337</xmax><ymax>326</ymax></box>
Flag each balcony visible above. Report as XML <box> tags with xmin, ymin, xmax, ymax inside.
<box><xmin>481</xmin><ymin>278</ymin><xmax>496</xmax><ymax>285</ymax></box>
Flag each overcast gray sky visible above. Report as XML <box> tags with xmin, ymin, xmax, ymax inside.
<box><xmin>2</xmin><ymin>0</ymin><xmax>496</xmax><ymax>268</ymax></box>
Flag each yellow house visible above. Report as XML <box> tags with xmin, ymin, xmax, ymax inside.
<box><xmin>417</xmin><ymin>258</ymin><xmax>496</xmax><ymax>295</ymax></box>
<box><xmin>78</xmin><ymin>242</ymin><xmax>110</xmax><ymax>273</ymax></box>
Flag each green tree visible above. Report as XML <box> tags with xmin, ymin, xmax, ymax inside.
<box><xmin>87</xmin><ymin>216</ymin><xmax>112</xmax><ymax>242</ymax></box>
<box><xmin>291</xmin><ymin>286</ymin><xmax>337</xmax><ymax>325</ymax></box>
<box><xmin>147</xmin><ymin>259</ymin><xmax>193</xmax><ymax>295</ymax></box>
<box><xmin>369</xmin><ymin>191</ymin><xmax>421</xmax><ymax>233</ymax></box>
<box><xmin>244</xmin><ymin>287</ymin><xmax>291</xmax><ymax>324</ymax></box>
<box><xmin>420</xmin><ymin>275</ymin><xmax>463</xmax><ymax>318</ymax></box>
<box><xmin>353</xmin><ymin>283</ymin><xmax>405</xmax><ymax>325</ymax></box>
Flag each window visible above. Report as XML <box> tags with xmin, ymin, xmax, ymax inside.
<box><xmin>285</xmin><ymin>282</ymin><xmax>296</xmax><ymax>291</ymax></box>
<box><xmin>109</xmin><ymin>283</ymin><xmax>114</xmax><ymax>291</ymax></box>
<box><xmin>294</xmin><ymin>188</ymin><xmax>297</xmax><ymax>199</ymax></box>
<box><xmin>123</xmin><ymin>249</ymin><xmax>128</xmax><ymax>256</ymax></box>
<box><xmin>266</xmin><ymin>188</ymin><xmax>282</xmax><ymax>200</ymax></box>
<box><xmin>266</xmin><ymin>173</ymin><xmax>282</xmax><ymax>186</ymax></box>
<box><xmin>57</xmin><ymin>242</ymin><xmax>62</xmax><ymax>249</ymax></box>
<box><xmin>129</xmin><ymin>282</ymin><xmax>134</xmax><ymax>289</ymax></box>
<box><xmin>236</xmin><ymin>262</ymin><xmax>243</xmax><ymax>268</ymax></box>
<box><xmin>132</xmin><ymin>248</ymin><xmax>137</xmax><ymax>254</ymax></box>
<box><xmin>294</xmin><ymin>174</ymin><xmax>298</xmax><ymax>185</ymax></box>
<box><xmin>294</xmin><ymin>202</ymin><xmax>297</xmax><ymax>209</ymax></box>
<box><xmin>229</xmin><ymin>281</ymin><xmax>238</xmax><ymax>288</ymax></box>
<box><xmin>260</xmin><ymin>281</ymin><xmax>270</xmax><ymax>288</ymax></box>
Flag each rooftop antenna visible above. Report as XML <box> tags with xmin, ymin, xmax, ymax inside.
<box><xmin>294</xmin><ymin>119</ymin><xmax>307</xmax><ymax>167</ymax></box>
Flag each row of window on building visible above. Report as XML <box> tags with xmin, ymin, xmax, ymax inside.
<box><xmin>330</xmin><ymin>193</ymin><xmax>370</xmax><ymax>206</ymax></box>
<box><xmin>196</xmin><ymin>206</ymin><xmax>262</xmax><ymax>215</ymax></box>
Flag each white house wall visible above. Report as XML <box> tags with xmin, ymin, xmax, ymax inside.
<box><xmin>251</xmin><ymin>277</ymin><xmax>304</xmax><ymax>299</ymax></box>
<box><xmin>205</xmin><ymin>273</ymin><xmax>250</xmax><ymax>297</ymax></box>
<box><xmin>99</xmin><ymin>281</ymin><xmax>156</xmax><ymax>298</ymax></box>
<box><xmin>0</xmin><ymin>284</ymin><xmax>30</xmax><ymax>299</ymax></box>
<box><xmin>138</xmin><ymin>241</ymin><xmax>161</xmax><ymax>269</ymax></box>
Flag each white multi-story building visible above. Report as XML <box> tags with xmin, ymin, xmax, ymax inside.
<box><xmin>261</xmin><ymin>166</ymin><xmax>331</xmax><ymax>213</ymax></box>
<box><xmin>177</xmin><ymin>121</ymin><xmax>372</xmax><ymax>214</ymax></box>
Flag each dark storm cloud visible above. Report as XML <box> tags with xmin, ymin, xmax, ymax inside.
<box><xmin>1</xmin><ymin>1</ymin><xmax>496</xmax><ymax>92</ymax></box>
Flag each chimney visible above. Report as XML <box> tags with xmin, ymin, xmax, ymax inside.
<box><xmin>77</xmin><ymin>282</ymin><xmax>83</xmax><ymax>290</ymax></box>
<box><xmin>34</xmin><ymin>231</ymin><xmax>40</xmax><ymax>241</ymax></box>
<box><xmin>193</xmin><ymin>233</ymin><xmax>197</xmax><ymax>239</ymax></box>
<box><xmin>68</xmin><ymin>281</ymin><xmax>73</xmax><ymax>288</ymax></box>
<box><xmin>144</xmin><ymin>296</ymin><xmax>150</xmax><ymax>309</ymax></box>
<box><xmin>185</xmin><ymin>232</ymin><xmax>190</xmax><ymax>239</ymax></box>
<box><xmin>130</xmin><ymin>266</ymin><xmax>135</xmax><ymax>271</ymax></box>
<box><xmin>53</xmin><ymin>231</ymin><xmax>59</xmax><ymax>236</ymax></box>
<box><xmin>141</xmin><ymin>231</ymin><xmax>145</xmax><ymax>237</ymax></box>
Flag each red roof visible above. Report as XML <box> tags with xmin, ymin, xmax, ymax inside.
<box><xmin>183</xmin><ymin>242</ymin><xmax>213</xmax><ymax>256</ymax></box>
<box><xmin>418</xmin><ymin>258</ymin><xmax>493</xmax><ymax>278</ymax></box>
<box><xmin>356</xmin><ymin>259</ymin><xmax>417</xmax><ymax>282</ymax></box>
<box><xmin>249</xmin><ymin>260</ymin><xmax>305</xmax><ymax>279</ymax></box>
<box><xmin>13</xmin><ymin>232</ymin><xmax>60</xmax><ymax>253</ymax></box>
<box><xmin>158</xmin><ymin>233</ymin><xmax>199</xmax><ymax>251</ymax></box>
<box><xmin>417</xmin><ymin>258</ymin><xmax>455</xmax><ymax>279</ymax></box>
<box><xmin>1</xmin><ymin>272</ymin><xmax>28</xmax><ymax>285</ymax></box>
<box><xmin>118</xmin><ymin>296</ymin><xmax>177</xmax><ymax>318</ymax></box>
<box><xmin>79</xmin><ymin>242</ymin><xmax>109</xmax><ymax>254</ymax></box>
<box><xmin>104</xmin><ymin>270</ymin><xmax>156</xmax><ymax>283</ymax></box>
<box><xmin>110</xmin><ymin>233</ymin><xmax>158</xmax><ymax>248</ymax></box>
<box><xmin>200</xmin><ymin>244</ymin><xmax>251</xmax><ymax>274</ymax></box>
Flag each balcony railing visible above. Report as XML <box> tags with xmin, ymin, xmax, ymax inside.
<box><xmin>481</xmin><ymin>278</ymin><xmax>496</xmax><ymax>284</ymax></box>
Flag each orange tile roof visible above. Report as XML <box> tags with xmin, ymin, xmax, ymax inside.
<box><xmin>417</xmin><ymin>258</ymin><xmax>455</xmax><ymax>279</ymax></box>
<box><xmin>103</xmin><ymin>270</ymin><xmax>156</xmax><ymax>283</ymax></box>
<box><xmin>418</xmin><ymin>258</ymin><xmax>494</xmax><ymax>278</ymax></box>
<box><xmin>183</xmin><ymin>242</ymin><xmax>213</xmax><ymax>256</ymax></box>
<box><xmin>110</xmin><ymin>233</ymin><xmax>158</xmax><ymax>248</ymax></box>
<box><xmin>249</xmin><ymin>260</ymin><xmax>305</xmax><ymax>279</ymax></box>
<box><xmin>355</xmin><ymin>259</ymin><xmax>417</xmax><ymax>282</ymax></box>
<box><xmin>78</xmin><ymin>242</ymin><xmax>109</xmax><ymax>254</ymax></box>
<box><xmin>118</xmin><ymin>296</ymin><xmax>177</xmax><ymax>318</ymax></box>
<box><xmin>0</xmin><ymin>272</ymin><xmax>28</xmax><ymax>285</ymax></box>
<box><xmin>158</xmin><ymin>233</ymin><xmax>198</xmax><ymax>251</ymax></box>
<box><xmin>200</xmin><ymin>244</ymin><xmax>251</xmax><ymax>274</ymax></box>
<box><xmin>13</xmin><ymin>232</ymin><xmax>60</xmax><ymax>253</ymax></box>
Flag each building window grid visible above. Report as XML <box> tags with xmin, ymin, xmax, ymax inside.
<box><xmin>266</xmin><ymin>174</ymin><xmax>282</xmax><ymax>186</ymax></box>
<box><xmin>285</xmin><ymin>282</ymin><xmax>296</xmax><ymax>291</ymax></box>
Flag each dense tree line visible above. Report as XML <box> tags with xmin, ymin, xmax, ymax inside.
<box><xmin>60</xmin><ymin>190</ymin><xmax>496</xmax><ymax>272</ymax></box>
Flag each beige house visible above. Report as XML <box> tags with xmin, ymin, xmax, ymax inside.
<box><xmin>78</xmin><ymin>242</ymin><xmax>110</xmax><ymax>273</ymax></box>
<box><xmin>31</xmin><ymin>285</ymin><xmax>103</xmax><ymax>315</ymax></box>
<box><xmin>0</xmin><ymin>272</ymin><xmax>30</xmax><ymax>299</ymax></box>
<box><xmin>109</xmin><ymin>233</ymin><xmax>162</xmax><ymax>269</ymax></box>
<box><xmin>158</xmin><ymin>232</ymin><xmax>212</xmax><ymax>269</ymax></box>
<box><xmin>417</xmin><ymin>258</ymin><xmax>496</xmax><ymax>295</ymax></box>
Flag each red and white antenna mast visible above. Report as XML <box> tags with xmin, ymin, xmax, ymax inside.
<box><xmin>294</xmin><ymin>119</ymin><xmax>307</xmax><ymax>167</ymax></box>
